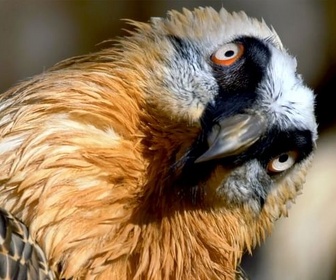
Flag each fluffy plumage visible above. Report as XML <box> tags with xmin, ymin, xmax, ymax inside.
<box><xmin>0</xmin><ymin>7</ymin><xmax>317</xmax><ymax>279</ymax></box>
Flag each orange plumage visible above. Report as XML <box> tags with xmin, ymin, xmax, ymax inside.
<box><xmin>0</xmin><ymin>7</ymin><xmax>317</xmax><ymax>279</ymax></box>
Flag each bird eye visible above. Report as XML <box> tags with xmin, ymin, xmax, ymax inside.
<box><xmin>211</xmin><ymin>42</ymin><xmax>244</xmax><ymax>66</ymax></box>
<box><xmin>267</xmin><ymin>151</ymin><xmax>299</xmax><ymax>173</ymax></box>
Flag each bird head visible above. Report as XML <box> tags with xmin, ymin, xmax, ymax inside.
<box><xmin>123</xmin><ymin>7</ymin><xmax>317</xmax><ymax>215</ymax></box>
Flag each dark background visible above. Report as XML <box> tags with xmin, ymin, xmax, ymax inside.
<box><xmin>1</xmin><ymin>1</ymin><xmax>335</xmax><ymax>279</ymax></box>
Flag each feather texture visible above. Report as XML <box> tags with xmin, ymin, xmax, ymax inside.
<box><xmin>0</xmin><ymin>208</ymin><xmax>55</xmax><ymax>279</ymax></box>
<box><xmin>0</xmin><ymin>6</ymin><xmax>316</xmax><ymax>279</ymax></box>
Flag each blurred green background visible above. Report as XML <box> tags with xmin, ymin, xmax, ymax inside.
<box><xmin>1</xmin><ymin>1</ymin><xmax>335</xmax><ymax>279</ymax></box>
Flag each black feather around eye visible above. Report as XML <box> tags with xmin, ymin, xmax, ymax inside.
<box><xmin>211</xmin><ymin>36</ymin><xmax>271</xmax><ymax>92</ymax></box>
<box><xmin>237</xmin><ymin>128</ymin><xmax>314</xmax><ymax>168</ymax></box>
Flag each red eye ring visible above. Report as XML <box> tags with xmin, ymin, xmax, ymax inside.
<box><xmin>211</xmin><ymin>42</ymin><xmax>244</xmax><ymax>66</ymax></box>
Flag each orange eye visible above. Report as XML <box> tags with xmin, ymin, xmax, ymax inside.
<box><xmin>211</xmin><ymin>42</ymin><xmax>244</xmax><ymax>66</ymax></box>
<box><xmin>267</xmin><ymin>151</ymin><xmax>299</xmax><ymax>173</ymax></box>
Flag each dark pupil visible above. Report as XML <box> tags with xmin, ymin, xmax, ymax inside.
<box><xmin>225</xmin><ymin>50</ymin><xmax>235</xmax><ymax>57</ymax></box>
<box><xmin>278</xmin><ymin>154</ymin><xmax>289</xmax><ymax>163</ymax></box>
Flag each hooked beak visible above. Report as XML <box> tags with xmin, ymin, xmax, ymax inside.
<box><xmin>195</xmin><ymin>113</ymin><xmax>267</xmax><ymax>163</ymax></box>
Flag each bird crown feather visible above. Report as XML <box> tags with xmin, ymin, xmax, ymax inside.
<box><xmin>146</xmin><ymin>7</ymin><xmax>283</xmax><ymax>49</ymax></box>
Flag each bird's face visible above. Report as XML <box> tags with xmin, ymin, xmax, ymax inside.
<box><xmin>137</xmin><ymin>8</ymin><xmax>317</xmax><ymax>213</ymax></box>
